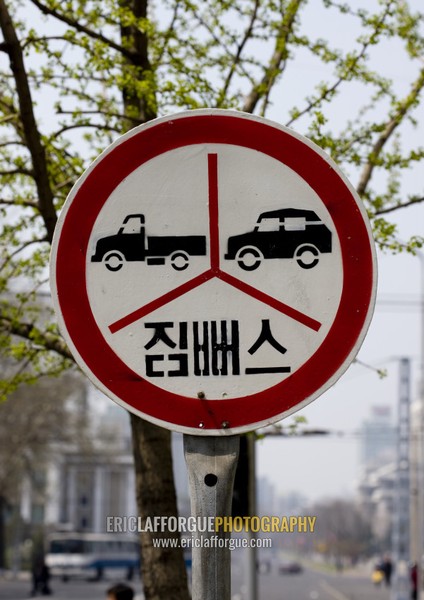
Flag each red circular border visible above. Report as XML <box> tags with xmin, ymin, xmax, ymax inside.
<box><xmin>54</xmin><ymin>113</ymin><xmax>374</xmax><ymax>432</ymax></box>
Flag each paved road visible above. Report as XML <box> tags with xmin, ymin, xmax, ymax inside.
<box><xmin>231</xmin><ymin>556</ymin><xmax>391</xmax><ymax>600</ymax></box>
<box><xmin>257</xmin><ymin>568</ymin><xmax>391</xmax><ymax>600</ymax></box>
<box><xmin>0</xmin><ymin>564</ymin><xmax>391</xmax><ymax>600</ymax></box>
<box><xmin>0</xmin><ymin>574</ymin><xmax>145</xmax><ymax>600</ymax></box>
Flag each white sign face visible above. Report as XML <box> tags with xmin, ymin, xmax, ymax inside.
<box><xmin>86</xmin><ymin>144</ymin><xmax>342</xmax><ymax>399</ymax></box>
<box><xmin>51</xmin><ymin>110</ymin><xmax>376</xmax><ymax>435</ymax></box>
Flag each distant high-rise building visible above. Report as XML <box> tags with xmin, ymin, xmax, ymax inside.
<box><xmin>257</xmin><ymin>476</ymin><xmax>276</xmax><ymax>516</ymax></box>
<box><xmin>356</xmin><ymin>405</ymin><xmax>397</xmax><ymax>546</ymax></box>
<box><xmin>360</xmin><ymin>405</ymin><xmax>396</xmax><ymax>467</ymax></box>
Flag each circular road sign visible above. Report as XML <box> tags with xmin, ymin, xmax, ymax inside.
<box><xmin>50</xmin><ymin>109</ymin><xmax>376</xmax><ymax>435</ymax></box>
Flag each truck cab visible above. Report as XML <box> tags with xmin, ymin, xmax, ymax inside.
<box><xmin>91</xmin><ymin>214</ymin><xmax>146</xmax><ymax>271</ymax></box>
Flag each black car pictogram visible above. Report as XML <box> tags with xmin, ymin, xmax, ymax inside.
<box><xmin>224</xmin><ymin>208</ymin><xmax>332</xmax><ymax>270</ymax></box>
<box><xmin>91</xmin><ymin>214</ymin><xmax>207</xmax><ymax>272</ymax></box>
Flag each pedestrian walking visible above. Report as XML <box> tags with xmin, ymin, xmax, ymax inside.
<box><xmin>411</xmin><ymin>563</ymin><xmax>418</xmax><ymax>600</ymax></box>
<box><xmin>381</xmin><ymin>554</ymin><xmax>393</xmax><ymax>587</ymax></box>
<box><xmin>30</xmin><ymin>557</ymin><xmax>52</xmax><ymax>596</ymax></box>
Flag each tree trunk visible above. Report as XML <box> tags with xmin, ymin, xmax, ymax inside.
<box><xmin>130</xmin><ymin>414</ymin><xmax>189</xmax><ymax>600</ymax></box>
<box><xmin>119</xmin><ymin>2</ymin><xmax>188</xmax><ymax>596</ymax></box>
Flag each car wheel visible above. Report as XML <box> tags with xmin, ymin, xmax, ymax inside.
<box><xmin>104</xmin><ymin>251</ymin><xmax>125</xmax><ymax>272</ymax></box>
<box><xmin>170</xmin><ymin>251</ymin><xmax>189</xmax><ymax>271</ymax></box>
<box><xmin>294</xmin><ymin>244</ymin><xmax>319</xmax><ymax>269</ymax></box>
<box><xmin>236</xmin><ymin>246</ymin><xmax>263</xmax><ymax>271</ymax></box>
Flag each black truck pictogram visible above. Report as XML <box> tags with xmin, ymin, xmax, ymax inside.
<box><xmin>91</xmin><ymin>214</ymin><xmax>207</xmax><ymax>272</ymax></box>
<box><xmin>224</xmin><ymin>208</ymin><xmax>332</xmax><ymax>270</ymax></box>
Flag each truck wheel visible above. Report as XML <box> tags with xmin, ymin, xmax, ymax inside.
<box><xmin>236</xmin><ymin>246</ymin><xmax>263</xmax><ymax>271</ymax></box>
<box><xmin>170</xmin><ymin>251</ymin><xmax>189</xmax><ymax>271</ymax></box>
<box><xmin>294</xmin><ymin>244</ymin><xmax>319</xmax><ymax>269</ymax></box>
<box><xmin>104</xmin><ymin>251</ymin><xmax>125</xmax><ymax>272</ymax></box>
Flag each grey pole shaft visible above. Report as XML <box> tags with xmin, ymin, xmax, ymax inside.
<box><xmin>184</xmin><ymin>435</ymin><xmax>240</xmax><ymax>600</ymax></box>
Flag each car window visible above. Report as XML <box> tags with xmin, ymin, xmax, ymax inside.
<box><xmin>284</xmin><ymin>217</ymin><xmax>306</xmax><ymax>231</ymax></box>
<box><xmin>256</xmin><ymin>218</ymin><xmax>280</xmax><ymax>232</ymax></box>
<box><xmin>119</xmin><ymin>218</ymin><xmax>143</xmax><ymax>234</ymax></box>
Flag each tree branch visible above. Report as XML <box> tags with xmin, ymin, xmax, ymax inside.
<box><xmin>0</xmin><ymin>198</ymin><xmax>37</xmax><ymax>208</ymax></box>
<box><xmin>21</xmin><ymin>35</ymin><xmax>69</xmax><ymax>50</ymax></box>
<box><xmin>51</xmin><ymin>122</ymin><xmax>121</xmax><ymax>139</ymax></box>
<box><xmin>0</xmin><ymin>0</ymin><xmax>57</xmax><ymax>242</ymax></box>
<box><xmin>0</xmin><ymin>95</ymin><xmax>25</xmax><ymax>141</ymax></box>
<box><xmin>27</xmin><ymin>0</ymin><xmax>135</xmax><ymax>60</ymax></box>
<box><xmin>0</xmin><ymin>168</ymin><xmax>34</xmax><ymax>177</ymax></box>
<box><xmin>216</xmin><ymin>0</ymin><xmax>260</xmax><ymax>105</ymax></box>
<box><xmin>357</xmin><ymin>67</ymin><xmax>424</xmax><ymax>197</ymax></box>
<box><xmin>188</xmin><ymin>7</ymin><xmax>256</xmax><ymax>91</ymax></box>
<box><xmin>57</xmin><ymin>108</ymin><xmax>143</xmax><ymax>124</ymax></box>
<box><xmin>0</xmin><ymin>140</ymin><xmax>25</xmax><ymax>149</ymax></box>
<box><xmin>285</xmin><ymin>2</ymin><xmax>393</xmax><ymax>127</ymax></box>
<box><xmin>243</xmin><ymin>0</ymin><xmax>304</xmax><ymax>114</ymax></box>
<box><xmin>0</xmin><ymin>237</ymin><xmax>47</xmax><ymax>271</ymax></box>
<box><xmin>0</xmin><ymin>313</ymin><xmax>73</xmax><ymax>361</ymax></box>
<box><xmin>374</xmin><ymin>196</ymin><xmax>424</xmax><ymax>216</ymax></box>
<box><xmin>153</xmin><ymin>0</ymin><xmax>180</xmax><ymax>68</ymax></box>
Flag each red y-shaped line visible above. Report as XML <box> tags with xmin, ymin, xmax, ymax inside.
<box><xmin>109</xmin><ymin>153</ymin><xmax>321</xmax><ymax>334</ymax></box>
<box><xmin>208</xmin><ymin>153</ymin><xmax>220</xmax><ymax>273</ymax></box>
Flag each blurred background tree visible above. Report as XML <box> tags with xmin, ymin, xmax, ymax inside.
<box><xmin>0</xmin><ymin>369</ymin><xmax>88</xmax><ymax>571</ymax></box>
<box><xmin>311</xmin><ymin>498</ymin><xmax>374</xmax><ymax>566</ymax></box>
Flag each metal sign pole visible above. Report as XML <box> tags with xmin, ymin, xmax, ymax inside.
<box><xmin>184</xmin><ymin>435</ymin><xmax>240</xmax><ymax>600</ymax></box>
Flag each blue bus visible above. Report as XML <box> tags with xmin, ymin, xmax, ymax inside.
<box><xmin>45</xmin><ymin>532</ymin><xmax>139</xmax><ymax>581</ymax></box>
